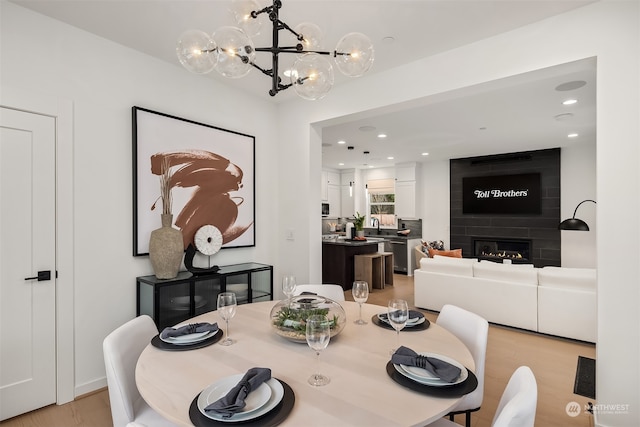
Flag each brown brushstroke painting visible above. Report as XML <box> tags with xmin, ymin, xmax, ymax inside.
<box><xmin>150</xmin><ymin>150</ymin><xmax>253</xmax><ymax>249</ymax></box>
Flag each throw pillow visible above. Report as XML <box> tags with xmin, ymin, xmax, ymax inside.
<box><xmin>428</xmin><ymin>248</ymin><xmax>462</xmax><ymax>258</ymax></box>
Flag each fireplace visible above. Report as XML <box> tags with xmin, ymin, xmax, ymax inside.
<box><xmin>473</xmin><ymin>238</ymin><xmax>531</xmax><ymax>263</ymax></box>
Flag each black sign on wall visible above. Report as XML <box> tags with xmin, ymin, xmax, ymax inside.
<box><xmin>462</xmin><ymin>173</ymin><xmax>541</xmax><ymax>214</ymax></box>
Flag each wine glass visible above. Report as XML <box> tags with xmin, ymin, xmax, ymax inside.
<box><xmin>388</xmin><ymin>299</ymin><xmax>409</xmax><ymax>354</ymax></box>
<box><xmin>306</xmin><ymin>314</ymin><xmax>331</xmax><ymax>386</ymax></box>
<box><xmin>282</xmin><ymin>275</ymin><xmax>297</xmax><ymax>305</ymax></box>
<box><xmin>352</xmin><ymin>281</ymin><xmax>369</xmax><ymax>325</ymax></box>
<box><xmin>217</xmin><ymin>292</ymin><xmax>237</xmax><ymax>346</ymax></box>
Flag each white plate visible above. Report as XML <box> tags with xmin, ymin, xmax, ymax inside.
<box><xmin>394</xmin><ymin>353</ymin><xmax>468</xmax><ymax>386</ymax></box>
<box><xmin>160</xmin><ymin>329</ymin><xmax>216</xmax><ymax>345</ymax></box>
<box><xmin>377</xmin><ymin>313</ymin><xmax>425</xmax><ymax>326</ymax></box>
<box><xmin>198</xmin><ymin>374</ymin><xmax>274</xmax><ymax>422</ymax></box>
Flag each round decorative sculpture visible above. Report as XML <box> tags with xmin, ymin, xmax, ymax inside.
<box><xmin>194</xmin><ymin>225</ymin><xmax>223</xmax><ymax>256</ymax></box>
<box><xmin>270</xmin><ymin>295</ymin><xmax>346</xmax><ymax>343</ymax></box>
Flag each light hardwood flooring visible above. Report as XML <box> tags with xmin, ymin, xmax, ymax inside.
<box><xmin>1</xmin><ymin>274</ymin><xmax>596</xmax><ymax>427</ymax></box>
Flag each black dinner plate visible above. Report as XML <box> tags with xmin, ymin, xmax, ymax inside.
<box><xmin>386</xmin><ymin>361</ymin><xmax>478</xmax><ymax>397</ymax></box>
<box><xmin>151</xmin><ymin>329</ymin><xmax>223</xmax><ymax>351</ymax></box>
<box><xmin>371</xmin><ymin>315</ymin><xmax>430</xmax><ymax>331</ymax></box>
<box><xmin>189</xmin><ymin>379</ymin><xmax>295</xmax><ymax>427</ymax></box>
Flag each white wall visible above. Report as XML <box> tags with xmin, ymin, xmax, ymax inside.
<box><xmin>1</xmin><ymin>2</ymin><xmax>279</xmax><ymax>397</ymax></box>
<box><xmin>277</xmin><ymin>2</ymin><xmax>639</xmax><ymax>425</ymax></box>
<box><xmin>560</xmin><ymin>143</ymin><xmax>597</xmax><ymax>268</ymax></box>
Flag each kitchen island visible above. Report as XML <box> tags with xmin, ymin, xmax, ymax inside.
<box><xmin>322</xmin><ymin>238</ymin><xmax>382</xmax><ymax>290</ymax></box>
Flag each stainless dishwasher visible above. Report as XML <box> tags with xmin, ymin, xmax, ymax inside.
<box><xmin>385</xmin><ymin>238</ymin><xmax>408</xmax><ymax>274</ymax></box>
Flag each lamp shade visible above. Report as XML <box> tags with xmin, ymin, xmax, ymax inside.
<box><xmin>558</xmin><ymin>218</ymin><xmax>590</xmax><ymax>231</ymax></box>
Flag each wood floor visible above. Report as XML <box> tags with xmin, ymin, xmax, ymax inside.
<box><xmin>1</xmin><ymin>274</ymin><xmax>596</xmax><ymax>427</ymax></box>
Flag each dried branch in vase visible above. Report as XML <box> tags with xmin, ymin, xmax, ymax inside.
<box><xmin>159</xmin><ymin>156</ymin><xmax>173</xmax><ymax>215</ymax></box>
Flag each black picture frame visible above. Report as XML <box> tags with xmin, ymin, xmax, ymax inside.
<box><xmin>132</xmin><ymin>107</ymin><xmax>255</xmax><ymax>256</ymax></box>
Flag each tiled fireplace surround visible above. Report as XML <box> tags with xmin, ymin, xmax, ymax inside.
<box><xmin>449</xmin><ymin>148</ymin><xmax>561</xmax><ymax>267</ymax></box>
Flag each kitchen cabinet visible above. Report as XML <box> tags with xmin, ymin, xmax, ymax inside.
<box><xmin>395</xmin><ymin>181</ymin><xmax>417</xmax><ymax>219</ymax></box>
<box><xmin>136</xmin><ymin>262</ymin><xmax>273</xmax><ymax>329</ymax></box>
<box><xmin>321</xmin><ymin>170</ymin><xmax>341</xmax><ymax>208</ymax></box>
<box><xmin>395</xmin><ymin>163</ymin><xmax>421</xmax><ymax>219</ymax></box>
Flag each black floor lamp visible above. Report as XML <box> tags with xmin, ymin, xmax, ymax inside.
<box><xmin>558</xmin><ymin>199</ymin><xmax>596</xmax><ymax>231</ymax></box>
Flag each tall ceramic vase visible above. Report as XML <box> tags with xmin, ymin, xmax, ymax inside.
<box><xmin>149</xmin><ymin>214</ymin><xmax>184</xmax><ymax>279</ymax></box>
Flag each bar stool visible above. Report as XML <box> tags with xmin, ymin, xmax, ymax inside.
<box><xmin>354</xmin><ymin>253</ymin><xmax>384</xmax><ymax>290</ymax></box>
<box><xmin>379</xmin><ymin>252</ymin><xmax>394</xmax><ymax>286</ymax></box>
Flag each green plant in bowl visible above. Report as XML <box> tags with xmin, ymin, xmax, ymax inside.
<box><xmin>353</xmin><ymin>212</ymin><xmax>366</xmax><ymax>231</ymax></box>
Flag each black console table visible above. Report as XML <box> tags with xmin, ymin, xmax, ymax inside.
<box><xmin>136</xmin><ymin>262</ymin><xmax>273</xmax><ymax>329</ymax></box>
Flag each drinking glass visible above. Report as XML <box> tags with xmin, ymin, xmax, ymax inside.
<box><xmin>217</xmin><ymin>292</ymin><xmax>237</xmax><ymax>346</ymax></box>
<box><xmin>352</xmin><ymin>281</ymin><xmax>369</xmax><ymax>325</ymax></box>
<box><xmin>306</xmin><ymin>314</ymin><xmax>331</xmax><ymax>386</ymax></box>
<box><xmin>388</xmin><ymin>299</ymin><xmax>409</xmax><ymax>354</ymax></box>
<box><xmin>282</xmin><ymin>275</ymin><xmax>297</xmax><ymax>305</ymax></box>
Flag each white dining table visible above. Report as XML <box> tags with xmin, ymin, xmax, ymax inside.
<box><xmin>136</xmin><ymin>300</ymin><xmax>475</xmax><ymax>427</ymax></box>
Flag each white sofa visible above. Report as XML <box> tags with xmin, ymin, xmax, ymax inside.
<box><xmin>414</xmin><ymin>256</ymin><xmax>596</xmax><ymax>342</ymax></box>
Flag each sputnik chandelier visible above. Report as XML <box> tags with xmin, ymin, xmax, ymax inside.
<box><xmin>176</xmin><ymin>0</ymin><xmax>375</xmax><ymax>100</ymax></box>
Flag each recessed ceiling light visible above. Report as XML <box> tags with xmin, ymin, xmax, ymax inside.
<box><xmin>554</xmin><ymin>113</ymin><xmax>574</xmax><ymax>121</ymax></box>
<box><xmin>378</xmin><ymin>133</ymin><xmax>387</xmax><ymax>138</ymax></box>
<box><xmin>421</xmin><ymin>152</ymin><xmax>429</xmax><ymax>156</ymax></box>
<box><xmin>283</xmin><ymin>69</ymin><xmax>292</xmax><ymax>78</ymax></box>
<box><xmin>555</xmin><ymin>80</ymin><xmax>587</xmax><ymax>91</ymax></box>
<box><xmin>338</xmin><ymin>162</ymin><xmax>344</xmax><ymax>166</ymax></box>
<box><xmin>387</xmin><ymin>156</ymin><xmax>394</xmax><ymax>160</ymax></box>
<box><xmin>337</xmin><ymin>140</ymin><xmax>346</xmax><ymax>144</ymax></box>
<box><xmin>563</xmin><ymin>99</ymin><xmax>578</xmax><ymax>105</ymax></box>
<box><xmin>568</xmin><ymin>133</ymin><xmax>579</xmax><ymax>138</ymax></box>
<box><xmin>381</xmin><ymin>36</ymin><xmax>395</xmax><ymax>44</ymax></box>
<box><xmin>359</xmin><ymin>125</ymin><xmax>376</xmax><ymax>132</ymax></box>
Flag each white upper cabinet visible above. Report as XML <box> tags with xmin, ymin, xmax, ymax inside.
<box><xmin>395</xmin><ymin>163</ymin><xmax>421</xmax><ymax>219</ymax></box>
<box><xmin>322</xmin><ymin>169</ymin><xmax>341</xmax><ymax>217</ymax></box>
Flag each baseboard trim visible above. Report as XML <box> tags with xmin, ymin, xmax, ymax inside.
<box><xmin>74</xmin><ymin>377</ymin><xmax>107</xmax><ymax>399</ymax></box>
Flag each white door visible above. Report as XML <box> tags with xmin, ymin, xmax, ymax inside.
<box><xmin>0</xmin><ymin>107</ymin><xmax>56</xmax><ymax>420</ymax></box>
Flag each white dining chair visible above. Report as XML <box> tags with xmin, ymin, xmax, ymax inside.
<box><xmin>428</xmin><ymin>366</ymin><xmax>538</xmax><ymax>427</ymax></box>
<box><xmin>103</xmin><ymin>315</ymin><xmax>178</xmax><ymax>427</ymax></box>
<box><xmin>294</xmin><ymin>284</ymin><xmax>346</xmax><ymax>301</ymax></box>
<box><xmin>436</xmin><ymin>304</ymin><xmax>489</xmax><ymax>427</ymax></box>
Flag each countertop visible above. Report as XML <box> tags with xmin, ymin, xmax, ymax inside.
<box><xmin>322</xmin><ymin>238</ymin><xmax>385</xmax><ymax>246</ymax></box>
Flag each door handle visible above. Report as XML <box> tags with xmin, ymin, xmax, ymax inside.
<box><xmin>24</xmin><ymin>270</ymin><xmax>51</xmax><ymax>281</ymax></box>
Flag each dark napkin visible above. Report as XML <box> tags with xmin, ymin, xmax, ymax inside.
<box><xmin>378</xmin><ymin>310</ymin><xmax>424</xmax><ymax>323</ymax></box>
<box><xmin>391</xmin><ymin>346</ymin><xmax>461</xmax><ymax>383</ymax></box>
<box><xmin>160</xmin><ymin>322</ymin><xmax>218</xmax><ymax>339</ymax></box>
<box><xmin>205</xmin><ymin>367</ymin><xmax>272</xmax><ymax>418</ymax></box>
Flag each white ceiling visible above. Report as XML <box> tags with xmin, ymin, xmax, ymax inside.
<box><xmin>10</xmin><ymin>0</ymin><xmax>597</xmax><ymax>168</ymax></box>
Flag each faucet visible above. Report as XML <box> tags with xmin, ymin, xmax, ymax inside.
<box><xmin>371</xmin><ymin>217</ymin><xmax>380</xmax><ymax>234</ymax></box>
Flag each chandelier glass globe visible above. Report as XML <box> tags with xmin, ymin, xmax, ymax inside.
<box><xmin>334</xmin><ymin>32</ymin><xmax>375</xmax><ymax>77</ymax></box>
<box><xmin>231</xmin><ymin>0</ymin><xmax>263</xmax><ymax>38</ymax></box>
<box><xmin>212</xmin><ymin>26</ymin><xmax>255</xmax><ymax>78</ymax></box>
<box><xmin>176</xmin><ymin>30</ymin><xmax>217</xmax><ymax>74</ymax></box>
<box><xmin>293</xmin><ymin>22</ymin><xmax>323</xmax><ymax>51</ymax></box>
<box><xmin>290</xmin><ymin>53</ymin><xmax>334</xmax><ymax>100</ymax></box>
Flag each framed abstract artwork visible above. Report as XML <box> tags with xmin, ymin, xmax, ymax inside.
<box><xmin>132</xmin><ymin>106</ymin><xmax>255</xmax><ymax>256</ymax></box>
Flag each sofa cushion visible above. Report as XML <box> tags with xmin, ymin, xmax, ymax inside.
<box><xmin>428</xmin><ymin>248</ymin><xmax>462</xmax><ymax>258</ymax></box>
<box><xmin>420</xmin><ymin>256</ymin><xmax>475</xmax><ymax>276</ymax></box>
<box><xmin>473</xmin><ymin>261</ymin><xmax>538</xmax><ymax>285</ymax></box>
<box><xmin>538</xmin><ymin>266</ymin><xmax>596</xmax><ymax>290</ymax></box>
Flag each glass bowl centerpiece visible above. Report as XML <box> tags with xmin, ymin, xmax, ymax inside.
<box><xmin>270</xmin><ymin>294</ymin><xmax>346</xmax><ymax>343</ymax></box>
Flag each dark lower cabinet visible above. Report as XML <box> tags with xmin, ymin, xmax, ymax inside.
<box><xmin>136</xmin><ymin>262</ymin><xmax>273</xmax><ymax>329</ymax></box>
